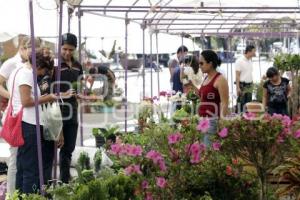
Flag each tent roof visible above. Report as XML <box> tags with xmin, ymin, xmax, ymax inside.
<box><xmin>78</xmin><ymin>0</ymin><xmax>300</xmax><ymax>37</ymax></box>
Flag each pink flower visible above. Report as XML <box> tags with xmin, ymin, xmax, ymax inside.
<box><xmin>158</xmin><ymin>160</ymin><xmax>167</xmax><ymax>171</ymax></box>
<box><xmin>188</xmin><ymin>142</ymin><xmax>205</xmax><ymax>164</ymax></box>
<box><xmin>141</xmin><ymin>180</ymin><xmax>149</xmax><ymax>189</ymax></box>
<box><xmin>272</xmin><ymin>113</ymin><xmax>283</xmax><ymax>120</ymax></box>
<box><xmin>156</xmin><ymin>177</ymin><xmax>167</xmax><ymax>188</ymax></box>
<box><xmin>212</xmin><ymin>141</ymin><xmax>221</xmax><ymax>151</ymax></box>
<box><xmin>110</xmin><ymin>144</ymin><xmax>123</xmax><ymax>155</ymax></box>
<box><xmin>199</xmin><ymin>143</ymin><xmax>206</xmax><ymax>152</ymax></box>
<box><xmin>243</xmin><ymin>112</ymin><xmax>256</xmax><ymax>120</ymax></box>
<box><xmin>277</xmin><ymin>135</ymin><xmax>285</xmax><ymax>143</ymax></box>
<box><xmin>145</xmin><ymin>192</ymin><xmax>153</xmax><ymax>200</ymax></box>
<box><xmin>146</xmin><ymin>150</ymin><xmax>167</xmax><ymax>171</ymax></box>
<box><xmin>190</xmin><ymin>154</ymin><xmax>201</xmax><ymax>164</ymax></box>
<box><xmin>168</xmin><ymin>132</ymin><xmax>183</xmax><ymax>144</ymax></box>
<box><xmin>218</xmin><ymin>128</ymin><xmax>228</xmax><ymax>138</ymax></box>
<box><xmin>197</xmin><ymin>119</ymin><xmax>210</xmax><ymax>133</ymax></box>
<box><xmin>127</xmin><ymin>145</ymin><xmax>143</xmax><ymax>157</ymax></box>
<box><xmin>294</xmin><ymin>129</ymin><xmax>300</xmax><ymax>139</ymax></box>
<box><xmin>125</xmin><ymin>164</ymin><xmax>142</xmax><ymax>176</ymax></box>
<box><xmin>282</xmin><ymin>116</ymin><xmax>292</xmax><ymax>127</ymax></box>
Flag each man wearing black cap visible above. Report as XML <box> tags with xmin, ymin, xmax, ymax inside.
<box><xmin>55</xmin><ymin>33</ymin><xmax>83</xmax><ymax>183</ymax></box>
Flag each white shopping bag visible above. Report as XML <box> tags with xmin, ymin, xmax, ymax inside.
<box><xmin>101</xmin><ymin>148</ymin><xmax>113</xmax><ymax>167</ymax></box>
<box><xmin>42</xmin><ymin>102</ymin><xmax>63</xmax><ymax>141</ymax></box>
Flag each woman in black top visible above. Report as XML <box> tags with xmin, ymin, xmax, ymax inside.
<box><xmin>263</xmin><ymin>67</ymin><xmax>291</xmax><ymax>115</ymax></box>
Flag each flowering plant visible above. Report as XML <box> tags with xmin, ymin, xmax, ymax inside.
<box><xmin>217</xmin><ymin>113</ymin><xmax>295</xmax><ymax>200</ymax></box>
<box><xmin>109</xmin><ymin>117</ymin><xmax>210</xmax><ymax>199</ymax></box>
<box><xmin>109</xmin><ymin>116</ymin><xmax>259</xmax><ymax>199</ymax></box>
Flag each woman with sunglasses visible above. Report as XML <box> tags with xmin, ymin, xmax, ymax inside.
<box><xmin>198</xmin><ymin>50</ymin><xmax>229</xmax><ymax>145</ymax></box>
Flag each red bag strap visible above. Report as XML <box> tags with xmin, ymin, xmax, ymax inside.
<box><xmin>9</xmin><ymin>67</ymin><xmax>23</xmax><ymax>107</ymax></box>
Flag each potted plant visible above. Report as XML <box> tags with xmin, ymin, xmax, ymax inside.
<box><xmin>101</xmin><ymin>99</ymin><xmax>116</xmax><ymax>113</ymax></box>
<box><xmin>99</xmin><ymin>125</ymin><xmax>119</xmax><ymax>141</ymax></box>
<box><xmin>92</xmin><ymin>128</ymin><xmax>105</xmax><ymax>148</ymax></box>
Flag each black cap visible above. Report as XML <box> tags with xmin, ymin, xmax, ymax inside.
<box><xmin>61</xmin><ymin>33</ymin><xmax>77</xmax><ymax>48</ymax></box>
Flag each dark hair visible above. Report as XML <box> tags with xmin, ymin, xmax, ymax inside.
<box><xmin>28</xmin><ymin>50</ymin><xmax>54</xmax><ymax>71</ymax></box>
<box><xmin>190</xmin><ymin>56</ymin><xmax>199</xmax><ymax>74</ymax></box>
<box><xmin>201</xmin><ymin>50</ymin><xmax>221</xmax><ymax>69</ymax></box>
<box><xmin>61</xmin><ymin>33</ymin><xmax>77</xmax><ymax>48</ymax></box>
<box><xmin>245</xmin><ymin>45</ymin><xmax>255</xmax><ymax>54</ymax></box>
<box><xmin>266</xmin><ymin>67</ymin><xmax>279</xmax><ymax>78</ymax></box>
<box><xmin>106</xmin><ymin>134</ymin><xmax>116</xmax><ymax>143</ymax></box>
<box><xmin>177</xmin><ymin>45</ymin><xmax>188</xmax><ymax>54</ymax></box>
<box><xmin>89</xmin><ymin>67</ymin><xmax>97</xmax><ymax>75</ymax></box>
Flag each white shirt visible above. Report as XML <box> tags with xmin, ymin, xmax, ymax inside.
<box><xmin>235</xmin><ymin>55</ymin><xmax>253</xmax><ymax>83</ymax></box>
<box><xmin>183</xmin><ymin>66</ymin><xmax>203</xmax><ymax>88</ymax></box>
<box><xmin>0</xmin><ymin>53</ymin><xmax>24</xmax><ymax>80</ymax></box>
<box><xmin>7</xmin><ymin>66</ymin><xmax>43</xmax><ymax>125</ymax></box>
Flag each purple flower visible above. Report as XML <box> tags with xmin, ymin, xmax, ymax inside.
<box><xmin>218</xmin><ymin>128</ymin><xmax>228</xmax><ymax>138</ymax></box>
<box><xmin>197</xmin><ymin>119</ymin><xmax>210</xmax><ymax>133</ymax></box>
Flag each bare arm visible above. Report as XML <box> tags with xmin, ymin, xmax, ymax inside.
<box><xmin>262</xmin><ymin>88</ymin><xmax>268</xmax><ymax>109</ymax></box>
<box><xmin>19</xmin><ymin>85</ymin><xmax>56</xmax><ymax>107</ymax></box>
<box><xmin>168</xmin><ymin>59</ymin><xmax>177</xmax><ymax>78</ymax></box>
<box><xmin>216</xmin><ymin>76</ymin><xmax>229</xmax><ymax>118</ymax></box>
<box><xmin>287</xmin><ymin>84</ymin><xmax>292</xmax><ymax>98</ymax></box>
<box><xmin>0</xmin><ymin>75</ymin><xmax>10</xmax><ymax>99</ymax></box>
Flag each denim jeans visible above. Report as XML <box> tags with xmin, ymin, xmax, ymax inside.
<box><xmin>16</xmin><ymin>122</ymin><xmax>54</xmax><ymax>194</ymax></box>
<box><xmin>203</xmin><ymin>118</ymin><xmax>218</xmax><ymax>146</ymax></box>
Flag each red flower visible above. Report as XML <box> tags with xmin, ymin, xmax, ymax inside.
<box><xmin>226</xmin><ymin>165</ymin><xmax>233</xmax><ymax>176</ymax></box>
<box><xmin>232</xmin><ymin>158</ymin><xmax>238</xmax><ymax>165</ymax></box>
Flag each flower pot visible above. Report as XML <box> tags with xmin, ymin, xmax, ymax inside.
<box><xmin>100</xmin><ymin>106</ymin><xmax>115</xmax><ymax>113</ymax></box>
<box><xmin>95</xmin><ymin>135</ymin><xmax>105</xmax><ymax>148</ymax></box>
<box><xmin>246</xmin><ymin>102</ymin><xmax>264</xmax><ymax>113</ymax></box>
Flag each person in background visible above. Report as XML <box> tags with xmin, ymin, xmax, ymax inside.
<box><xmin>263</xmin><ymin>67</ymin><xmax>291</xmax><ymax>116</ymax></box>
<box><xmin>180</xmin><ymin>55</ymin><xmax>203</xmax><ymax>94</ymax></box>
<box><xmin>88</xmin><ymin>65</ymin><xmax>116</xmax><ymax>101</ymax></box>
<box><xmin>198</xmin><ymin>50</ymin><xmax>229</xmax><ymax>145</ymax></box>
<box><xmin>168</xmin><ymin>45</ymin><xmax>188</xmax><ymax>89</ymax></box>
<box><xmin>42</xmin><ymin>47</ymin><xmax>52</xmax><ymax>59</ymax></box>
<box><xmin>0</xmin><ymin>36</ymin><xmax>41</xmax><ymax>196</ymax></box>
<box><xmin>292</xmin><ymin>105</ymin><xmax>300</xmax><ymax>123</ymax></box>
<box><xmin>235</xmin><ymin>45</ymin><xmax>256</xmax><ymax>112</ymax></box>
<box><xmin>55</xmin><ymin>33</ymin><xmax>83</xmax><ymax>183</ymax></box>
<box><xmin>10</xmin><ymin>51</ymin><xmax>67</xmax><ymax>194</ymax></box>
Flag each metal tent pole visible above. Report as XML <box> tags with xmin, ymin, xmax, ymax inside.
<box><xmin>141</xmin><ymin>21</ymin><xmax>146</xmax><ymax>98</ymax></box>
<box><xmin>53</xmin><ymin>0</ymin><xmax>64</xmax><ymax>184</ymax></box>
<box><xmin>155</xmin><ymin>30</ymin><xmax>160</xmax><ymax>98</ymax></box>
<box><xmin>29</xmin><ymin>0</ymin><xmax>44</xmax><ymax>194</ymax></box>
<box><xmin>229</xmin><ymin>37</ymin><xmax>234</xmax><ymax>111</ymax></box>
<box><xmin>125</xmin><ymin>14</ymin><xmax>129</xmax><ymax>133</ymax></box>
<box><xmin>150</xmin><ymin>32</ymin><xmax>153</xmax><ymax>98</ymax></box>
<box><xmin>78</xmin><ymin>7</ymin><xmax>84</xmax><ymax>146</ymax></box>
